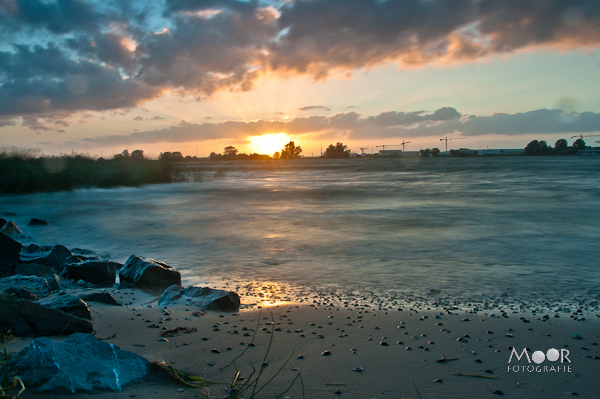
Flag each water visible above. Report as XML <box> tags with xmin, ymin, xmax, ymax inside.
<box><xmin>2</xmin><ymin>157</ymin><xmax>599</xmax><ymax>297</ymax></box>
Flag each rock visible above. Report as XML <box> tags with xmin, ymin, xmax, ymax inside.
<box><xmin>3</xmin><ymin>286</ymin><xmax>38</xmax><ymax>301</ymax></box>
<box><xmin>2</xmin><ymin>333</ymin><xmax>149</xmax><ymax>393</ymax></box>
<box><xmin>79</xmin><ymin>292</ymin><xmax>122</xmax><ymax>306</ymax></box>
<box><xmin>0</xmin><ymin>232</ymin><xmax>23</xmax><ymax>276</ymax></box>
<box><xmin>158</xmin><ymin>285</ymin><xmax>240</xmax><ymax>311</ymax></box>
<box><xmin>0</xmin><ymin>294</ymin><xmax>93</xmax><ymax>337</ymax></box>
<box><xmin>0</xmin><ymin>221</ymin><xmax>22</xmax><ymax>236</ymax></box>
<box><xmin>0</xmin><ymin>217</ymin><xmax>6</xmax><ymax>229</ymax></box>
<box><xmin>62</xmin><ymin>260</ymin><xmax>120</xmax><ymax>286</ymax></box>
<box><xmin>0</xmin><ymin>275</ymin><xmax>51</xmax><ymax>297</ymax></box>
<box><xmin>40</xmin><ymin>295</ymin><xmax>91</xmax><ymax>320</ymax></box>
<box><xmin>119</xmin><ymin>255</ymin><xmax>181</xmax><ymax>290</ymax></box>
<box><xmin>14</xmin><ymin>263</ymin><xmax>56</xmax><ymax>278</ymax></box>
<box><xmin>28</xmin><ymin>218</ymin><xmax>49</xmax><ymax>226</ymax></box>
<box><xmin>13</xmin><ymin>264</ymin><xmax>61</xmax><ymax>290</ymax></box>
<box><xmin>429</xmin><ymin>288</ymin><xmax>441</xmax><ymax>294</ymax></box>
<box><xmin>20</xmin><ymin>244</ymin><xmax>72</xmax><ymax>272</ymax></box>
<box><xmin>71</xmin><ymin>248</ymin><xmax>109</xmax><ymax>259</ymax></box>
<box><xmin>1</xmin><ymin>212</ymin><xmax>16</xmax><ymax>216</ymax></box>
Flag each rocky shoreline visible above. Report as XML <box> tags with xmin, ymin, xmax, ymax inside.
<box><xmin>1</xmin><ymin>216</ymin><xmax>600</xmax><ymax>398</ymax></box>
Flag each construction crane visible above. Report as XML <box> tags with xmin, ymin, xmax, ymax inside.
<box><xmin>571</xmin><ymin>134</ymin><xmax>600</xmax><ymax>140</ymax></box>
<box><xmin>360</xmin><ymin>147</ymin><xmax>370</xmax><ymax>154</ymax></box>
<box><xmin>376</xmin><ymin>141</ymin><xmax>411</xmax><ymax>152</ymax></box>
<box><xmin>440</xmin><ymin>137</ymin><xmax>466</xmax><ymax>153</ymax></box>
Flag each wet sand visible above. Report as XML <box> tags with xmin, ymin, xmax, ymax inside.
<box><xmin>5</xmin><ymin>286</ymin><xmax>600</xmax><ymax>399</ymax></box>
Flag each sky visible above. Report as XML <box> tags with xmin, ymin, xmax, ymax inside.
<box><xmin>1</xmin><ymin>0</ymin><xmax>600</xmax><ymax>158</ymax></box>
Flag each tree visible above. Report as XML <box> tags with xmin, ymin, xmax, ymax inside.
<box><xmin>431</xmin><ymin>148</ymin><xmax>441</xmax><ymax>157</ymax></box>
<box><xmin>273</xmin><ymin>151</ymin><xmax>280</xmax><ymax>159</ymax></box>
<box><xmin>573</xmin><ymin>138</ymin><xmax>587</xmax><ymax>151</ymax></box>
<box><xmin>114</xmin><ymin>149</ymin><xmax>130</xmax><ymax>159</ymax></box>
<box><xmin>280</xmin><ymin>141</ymin><xmax>302</xmax><ymax>159</ymax></box>
<box><xmin>131</xmin><ymin>149</ymin><xmax>144</xmax><ymax>160</ymax></box>
<box><xmin>159</xmin><ymin>152</ymin><xmax>172</xmax><ymax>161</ymax></box>
<box><xmin>171</xmin><ymin>151</ymin><xmax>184</xmax><ymax>161</ymax></box>
<box><xmin>524</xmin><ymin>140</ymin><xmax>552</xmax><ymax>156</ymax></box>
<box><xmin>419</xmin><ymin>148</ymin><xmax>431</xmax><ymax>157</ymax></box>
<box><xmin>223</xmin><ymin>146</ymin><xmax>238</xmax><ymax>156</ymax></box>
<box><xmin>324</xmin><ymin>142</ymin><xmax>350</xmax><ymax>158</ymax></box>
<box><xmin>554</xmin><ymin>139</ymin><xmax>568</xmax><ymax>152</ymax></box>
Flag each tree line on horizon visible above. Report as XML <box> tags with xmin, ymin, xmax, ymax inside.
<box><xmin>524</xmin><ymin>138</ymin><xmax>595</xmax><ymax>156</ymax></box>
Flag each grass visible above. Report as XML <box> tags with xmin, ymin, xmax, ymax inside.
<box><xmin>159</xmin><ymin>311</ymin><xmax>305</xmax><ymax>399</ymax></box>
<box><xmin>0</xmin><ymin>152</ymin><xmax>175</xmax><ymax>193</ymax></box>
<box><xmin>0</xmin><ymin>331</ymin><xmax>25</xmax><ymax>399</ymax></box>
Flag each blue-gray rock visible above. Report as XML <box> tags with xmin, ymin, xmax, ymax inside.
<box><xmin>63</xmin><ymin>260</ymin><xmax>120</xmax><ymax>286</ymax></box>
<box><xmin>0</xmin><ymin>221</ymin><xmax>22</xmax><ymax>236</ymax></box>
<box><xmin>40</xmin><ymin>295</ymin><xmax>91</xmax><ymax>320</ymax></box>
<box><xmin>14</xmin><ymin>263</ymin><xmax>56</xmax><ymax>279</ymax></box>
<box><xmin>3</xmin><ymin>286</ymin><xmax>38</xmax><ymax>301</ymax></box>
<box><xmin>0</xmin><ymin>275</ymin><xmax>51</xmax><ymax>297</ymax></box>
<box><xmin>3</xmin><ymin>333</ymin><xmax>149</xmax><ymax>393</ymax></box>
<box><xmin>119</xmin><ymin>255</ymin><xmax>181</xmax><ymax>290</ymax></box>
<box><xmin>0</xmin><ymin>232</ymin><xmax>22</xmax><ymax>276</ymax></box>
<box><xmin>28</xmin><ymin>218</ymin><xmax>49</xmax><ymax>226</ymax></box>
<box><xmin>20</xmin><ymin>244</ymin><xmax>72</xmax><ymax>272</ymax></box>
<box><xmin>79</xmin><ymin>292</ymin><xmax>122</xmax><ymax>306</ymax></box>
<box><xmin>158</xmin><ymin>285</ymin><xmax>240</xmax><ymax>311</ymax></box>
<box><xmin>0</xmin><ymin>294</ymin><xmax>93</xmax><ymax>337</ymax></box>
<box><xmin>0</xmin><ymin>217</ymin><xmax>6</xmax><ymax>229</ymax></box>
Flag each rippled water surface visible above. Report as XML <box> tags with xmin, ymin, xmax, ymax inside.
<box><xmin>3</xmin><ymin>157</ymin><xmax>600</xmax><ymax>296</ymax></box>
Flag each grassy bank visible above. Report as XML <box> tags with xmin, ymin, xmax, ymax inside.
<box><xmin>0</xmin><ymin>153</ymin><xmax>175</xmax><ymax>194</ymax></box>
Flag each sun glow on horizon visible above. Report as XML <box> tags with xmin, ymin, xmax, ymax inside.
<box><xmin>247</xmin><ymin>132</ymin><xmax>291</xmax><ymax>156</ymax></box>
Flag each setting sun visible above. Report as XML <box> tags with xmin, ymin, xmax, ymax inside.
<box><xmin>247</xmin><ymin>133</ymin><xmax>291</xmax><ymax>156</ymax></box>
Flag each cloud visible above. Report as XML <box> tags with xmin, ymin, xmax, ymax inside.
<box><xmin>133</xmin><ymin>116</ymin><xmax>144</xmax><ymax>121</ymax></box>
<box><xmin>75</xmin><ymin>107</ymin><xmax>600</xmax><ymax>148</ymax></box>
<box><xmin>1</xmin><ymin>0</ymin><xmax>599</xmax><ymax>120</ymax></box>
<box><xmin>298</xmin><ymin>105</ymin><xmax>329</xmax><ymax>111</ymax></box>
<box><xmin>269</xmin><ymin>0</ymin><xmax>600</xmax><ymax>78</ymax></box>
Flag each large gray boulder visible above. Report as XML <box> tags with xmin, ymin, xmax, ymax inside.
<box><xmin>2</xmin><ymin>333</ymin><xmax>150</xmax><ymax>393</ymax></box>
<box><xmin>40</xmin><ymin>295</ymin><xmax>92</xmax><ymax>320</ymax></box>
<box><xmin>20</xmin><ymin>244</ymin><xmax>72</xmax><ymax>272</ymax></box>
<box><xmin>79</xmin><ymin>292</ymin><xmax>122</xmax><ymax>306</ymax></box>
<box><xmin>3</xmin><ymin>286</ymin><xmax>38</xmax><ymax>300</ymax></box>
<box><xmin>14</xmin><ymin>263</ymin><xmax>56</xmax><ymax>279</ymax></box>
<box><xmin>0</xmin><ymin>294</ymin><xmax>93</xmax><ymax>337</ymax></box>
<box><xmin>119</xmin><ymin>255</ymin><xmax>181</xmax><ymax>290</ymax></box>
<box><xmin>0</xmin><ymin>275</ymin><xmax>52</xmax><ymax>297</ymax></box>
<box><xmin>158</xmin><ymin>285</ymin><xmax>240</xmax><ymax>311</ymax></box>
<box><xmin>0</xmin><ymin>221</ymin><xmax>22</xmax><ymax>236</ymax></box>
<box><xmin>63</xmin><ymin>260</ymin><xmax>120</xmax><ymax>286</ymax></box>
<box><xmin>0</xmin><ymin>232</ymin><xmax>22</xmax><ymax>275</ymax></box>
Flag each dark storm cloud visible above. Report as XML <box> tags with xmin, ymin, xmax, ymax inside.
<box><xmin>77</xmin><ymin>107</ymin><xmax>600</xmax><ymax>147</ymax></box>
<box><xmin>1</xmin><ymin>0</ymin><xmax>599</xmax><ymax>122</ymax></box>
<box><xmin>269</xmin><ymin>0</ymin><xmax>600</xmax><ymax>77</ymax></box>
<box><xmin>1</xmin><ymin>0</ymin><xmax>101</xmax><ymax>34</ymax></box>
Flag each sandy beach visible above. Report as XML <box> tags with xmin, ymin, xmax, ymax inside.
<box><xmin>4</xmin><ymin>283</ymin><xmax>599</xmax><ymax>399</ymax></box>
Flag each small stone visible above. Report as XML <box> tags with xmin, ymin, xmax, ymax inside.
<box><xmin>321</xmin><ymin>350</ymin><xmax>332</xmax><ymax>356</ymax></box>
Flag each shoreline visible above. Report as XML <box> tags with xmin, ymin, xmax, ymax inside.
<box><xmin>4</xmin><ymin>284</ymin><xmax>599</xmax><ymax>398</ymax></box>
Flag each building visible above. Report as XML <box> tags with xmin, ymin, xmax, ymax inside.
<box><xmin>379</xmin><ymin>150</ymin><xmax>403</xmax><ymax>156</ymax></box>
<box><xmin>480</xmin><ymin>149</ymin><xmax>525</xmax><ymax>156</ymax></box>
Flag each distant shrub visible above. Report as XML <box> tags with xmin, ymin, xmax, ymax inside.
<box><xmin>0</xmin><ymin>152</ymin><xmax>174</xmax><ymax>194</ymax></box>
